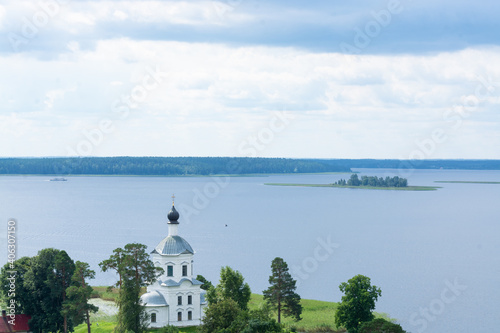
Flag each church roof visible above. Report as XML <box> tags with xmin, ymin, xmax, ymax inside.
<box><xmin>140</xmin><ymin>290</ymin><xmax>168</xmax><ymax>307</ymax></box>
<box><xmin>159</xmin><ymin>278</ymin><xmax>203</xmax><ymax>287</ymax></box>
<box><xmin>152</xmin><ymin>235</ymin><xmax>194</xmax><ymax>255</ymax></box>
<box><xmin>167</xmin><ymin>205</ymin><xmax>180</xmax><ymax>224</ymax></box>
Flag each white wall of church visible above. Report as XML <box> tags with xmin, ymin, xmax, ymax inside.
<box><xmin>145</xmin><ymin>306</ymin><xmax>169</xmax><ymax>328</ymax></box>
<box><xmin>152</xmin><ymin>252</ymin><xmax>195</xmax><ymax>283</ymax></box>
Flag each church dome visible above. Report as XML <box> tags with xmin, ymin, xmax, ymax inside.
<box><xmin>167</xmin><ymin>205</ymin><xmax>180</xmax><ymax>223</ymax></box>
<box><xmin>140</xmin><ymin>290</ymin><xmax>168</xmax><ymax>306</ymax></box>
<box><xmin>153</xmin><ymin>235</ymin><xmax>194</xmax><ymax>255</ymax></box>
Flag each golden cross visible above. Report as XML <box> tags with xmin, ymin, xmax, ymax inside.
<box><xmin>172</xmin><ymin>194</ymin><xmax>175</xmax><ymax>205</ymax></box>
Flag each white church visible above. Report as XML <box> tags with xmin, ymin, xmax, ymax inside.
<box><xmin>140</xmin><ymin>199</ymin><xmax>207</xmax><ymax>327</ymax></box>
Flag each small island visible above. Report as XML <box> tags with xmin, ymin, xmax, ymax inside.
<box><xmin>266</xmin><ymin>174</ymin><xmax>440</xmax><ymax>191</ymax></box>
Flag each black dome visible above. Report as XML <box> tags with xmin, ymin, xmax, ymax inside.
<box><xmin>167</xmin><ymin>205</ymin><xmax>180</xmax><ymax>223</ymax></box>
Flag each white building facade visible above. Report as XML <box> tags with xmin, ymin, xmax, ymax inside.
<box><xmin>140</xmin><ymin>202</ymin><xmax>207</xmax><ymax>328</ymax></box>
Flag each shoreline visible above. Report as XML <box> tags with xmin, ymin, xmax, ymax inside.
<box><xmin>0</xmin><ymin>171</ymin><xmax>352</xmax><ymax>178</ymax></box>
<box><xmin>265</xmin><ymin>183</ymin><xmax>440</xmax><ymax>191</ymax></box>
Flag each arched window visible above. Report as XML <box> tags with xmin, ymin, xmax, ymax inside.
<box><xmin>151</xmin><ymin>313</ymin><xmax>157</xmax><ymax>323</ymax></box>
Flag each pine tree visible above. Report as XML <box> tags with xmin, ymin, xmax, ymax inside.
<box><xmin>63</xmin><ymin>261</ymin><xmax>99</xmax><ymax>333</ymax></box>
<box><xmin>100</xmin><ymin>243</ymin><xmax>163</xmax><ymax>333</ymax></box>
<box><xmin>263</xmin><ymin>257</ymin><xmax>302</xmax><ymax>323</ymax></box>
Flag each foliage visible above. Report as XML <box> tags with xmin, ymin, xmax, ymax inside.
<box><xmin>334</xmin><ymin>275</ymin><xmax>382</xmax><ymax>333</ymax></box>
<box><xmin>196</xmin><ymin>274</ymin><xmax>214</xmax><ymax>291</ymax></box>
<box><xmin>0</xmin><ymin>256</ymin><xmax>33</xmax><ymax>315</ymax></box>
<box><xmin>99</xmin><ymin>243</ymin><xmax>163</xmax><ymax>333</ymax></box>
<box><xmin>240</xmin><ymin>305</ymin><xmax>282</xmax><ymax>333</ymax></box>
<box><xmin>207</xmin><ymin>266</ymin><xmax>251</xmax><ymax>311</ymax></box>
<box><xmin>358</xmin><ymin>318</ymin><xmax>406</xmax><ymax>333</ymax></box>
<box><xmin>200</xmin><ymin>298</ymin><xmax>242</xmax><ymax>333</ymax></box>
<box><xmin>23</xmin><ymin>249</ymin><xmax>76</xmax><ymax>333</ymax></box>
<box><xmin>263</xmin><ymin>257</ymin><xmax>302</xmax><ymax>323</ymax></box>
<box><xmin>0</xmin><ymin>249</ymin><xmax>99</xmax><ymax>333</ymax></box>
<box><xmin>201</xmin><ymin>298</ymin><xmax>282</xmax><ymax>333</ymax></box>
<box><xmin>335</xmin><ymin>174</ymin><xmax>408</xmax><ymax>187</ymax></box>
<box><xmin>64</xmin><ymin>261</ymin><xmax>99</xmax><ymax>333</ymax></box>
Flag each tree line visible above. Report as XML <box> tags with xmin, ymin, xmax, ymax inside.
<box><xmin>2</xmin><ymin>157</ymin><xmax>498</xmax><ymax>176</ymax></box>
<box><xmin>334</xmin><ymin>174</ymin><xmax>408</xmax><ymax>187</ymax></box>
<box><xmin>319</xmin><ymin>158</ymin><xmax>500</xmax><ymax>170</ymax></box>
<box><xmin>0</xmin><ymin>157</ymin><xmax>350</xmax><ymax>176</ymax></box>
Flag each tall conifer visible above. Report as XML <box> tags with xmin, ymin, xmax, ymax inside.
<box><xmin>263</xmin><ymin>257</ymin><xmax>302</xmax><ymax>323</ymax></box>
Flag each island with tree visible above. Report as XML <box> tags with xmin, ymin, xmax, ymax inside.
<box><xmin>266</xmin><ymin>173</ymin><xmax>440</xmax><ymax>191</ymax></box>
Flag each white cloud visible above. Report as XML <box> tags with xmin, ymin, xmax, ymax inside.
<box><xmin>0</xmin><ymin>5</ymin><xmax>5</xmax><ymax>30</ymax></box>
<box><xmin>1</xmin><ymin>40</ymin><xmax>499</xmax><ymax>158</ymax></box>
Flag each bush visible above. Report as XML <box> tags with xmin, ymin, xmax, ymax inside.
<box><xmin>358</xmin><ymin>318</ymin><xmax>406</xmax><ymax>333</ymax></box>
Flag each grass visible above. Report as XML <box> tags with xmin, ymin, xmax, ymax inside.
<box><xmin>75</xmin><ymin>291</ymin><xmax>394</xmax><ymax>333</ymax></box>
<box><xmin>265</xmin><ymin>183</ymin><xmax>440</xmax><ymax>191</ymax></box>
<box><xmin>435</xmin><ymin>180</ymin><xmax>500</xmax><ymax>184</ymax></box>
<box><xmin>250</xmin><ymin>294</ymin><xmax>391</xmax><ymax>333</ymax></box>
<box><xmin>90</xmin><ymin>286</ymin><xmax>121</xmax><ymax>302</ymax></box>
<box><xmin>74</xmin><ymin>321</ymin><xmax>116</xmax><ymax>333</ymax></box>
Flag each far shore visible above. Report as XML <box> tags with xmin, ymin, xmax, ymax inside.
<box><xmin>0</xmin><ymin>171</ymin><xmax>352</xmax><ymax>178</ymax></box>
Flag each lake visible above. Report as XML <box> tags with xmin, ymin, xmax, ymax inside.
<box><xmin>1</xmin><ymin>169</ymin><xmax>499</xmax><ymax>332</ymax></box>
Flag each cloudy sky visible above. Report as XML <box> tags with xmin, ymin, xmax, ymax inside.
<box><xmin>1</xmin><ymin>0</ymin><xmax>499</xmax><ymax>158</ymax></box>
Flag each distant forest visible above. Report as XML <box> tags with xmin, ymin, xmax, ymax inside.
<box><xmin>0</xmin><ymin>157</ymin><xmax>499</xmax><ymax>176</ymax></box>
<box><xmin>0</xmin><ymin>157</ymin><xmax>350</xmax><ymax>176</ymax></box>
<box><xmin>317</xmin><ymin>159</ymin><xmax>500</xmax><ymax>170</ymax></box>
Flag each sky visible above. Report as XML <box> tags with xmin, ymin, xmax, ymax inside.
<box><xmin>1</xmin><ymin>0</ymin><xmax>499</xmax><ymax>159</ymax></box>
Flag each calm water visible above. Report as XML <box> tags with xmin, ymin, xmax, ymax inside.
<box><xmin>1</xmin><ymin>169</ymin><xmax>499</xmax><ymax>332</ymax></box>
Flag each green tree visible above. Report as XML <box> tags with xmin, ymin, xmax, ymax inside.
<box><xmin>359</xmin><ymin>318</ymin><xmax>406</xmax><ymax>333</ymax></box>
<box><xmin>99</xmin><ymin>247</ymin><xmax>126</xmax><ymax>288</ymax></box>
<box><xmin>23</xmin><ymin>248</ymin><xmax>75</xmax><ymax>333</ymax></box>
<box><xmin>0</xmin><ymin>257</ymin><xmax>34</xmax><ymax>315</ymax></box>
<box><xmin>334</xmin><ymin>275</ymin><xmax>382</xmax><ymax>333</ymax></box>
<box><xmin>100</xmin><ymin>243</ymin><xmax>163</xmax><ymax>333</ymax></box>
<box><xmin>263</xmin><ymin>257</ymin><xmax>302</xmax><ymax>323</ymax></box>
<box><xmin>240</xmin><ymin>304</ymin><xmax>282</xmax><ymax>333</ymax></box>
<box><xmin>347</xmin><ymin>174</ymin><xmax>361</xmax><ymax>186</ymax></box>
<box><xmin>196</xmin><ymin>274</ymin><xmax>213</xmax><ymax>291</ymax></box>
<box><xmin>53</xmin><ymin>250</ymin><xmax>76</xmax><ymax>333</ymax></box>
<box><xmin>63</xmin><ymin>261</ymin><xmax>99</xmax><ymax>333</ymax></box>
<box><xmin>207</xmin><ymin>266</ymin><xmax>251</xmax><ymax>310</ymax></box>
<box><xmin>200</xmin><ymin>298</ymin><xmax>242</xmax><ymax>333</ymax></box>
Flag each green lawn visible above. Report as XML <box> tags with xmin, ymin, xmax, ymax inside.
<box><xmin>74</xmin><ymin>322</ymin><xmax>116</xmax><ymax>333</ymax></box>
